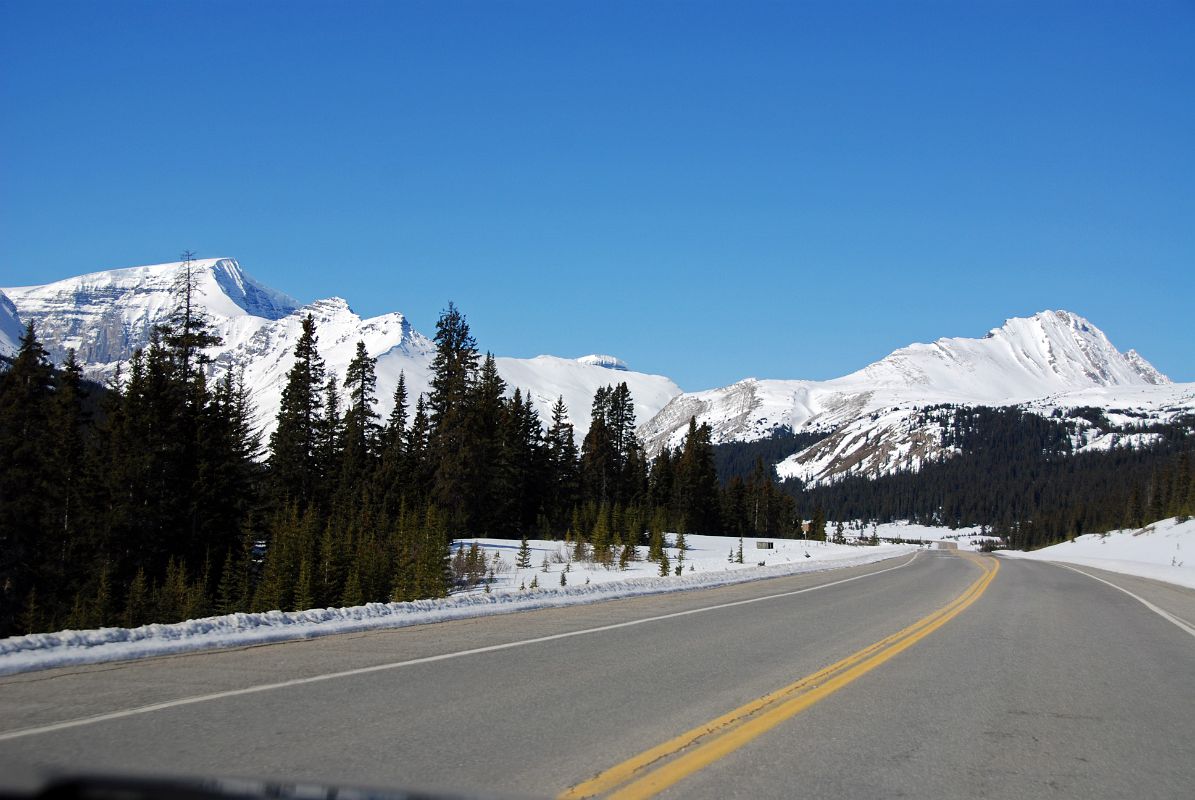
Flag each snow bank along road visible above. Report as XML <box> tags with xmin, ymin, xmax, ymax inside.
<box><xmin>1</xmin><ymin>552</ymin><xmax>1193</xmax><ymax>799</ymax></box>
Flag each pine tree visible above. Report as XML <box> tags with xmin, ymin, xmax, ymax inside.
<box><xmin>581</xmin><ymin>387</ymin><xmax>615</xmax><ymax>506</ymax></box>
<box><xmin>42</xmin><ymin>349</ymin><xmax>91</xmax><ymax>616</ymax></box>
<box><xmin>674</xmin><ymin>417</ymin><xmax>721</xmax><ymax>534</ymax></box>
<box><xmin>647</xmin><ymin>508</ymin><xmax>666</xmax><ymax>563</ymax></box>
<box><xmin>375</xmin><ymin>372</ymin><xmax>410</xmax><ymax>516</ymax></box>
<box><xmin>591</xmin><ymin>504</ymin><xmax>612</xmax><ymax>566</ymax></box>
<box><xmin>341</xmin><ymin>341</ymin><xmax>380</xmax><ymax>481</ymax></box>
<box><xmin>546</xmin><ymin>396</ymin><xmax>580</xmax><ymax>531</ymax></box>
<box><xmin>384</xmin><ymin>372</ymin><xmax>409</xmax><ymax>452</ymax></box>
<box><xmin>160</xmin><ymin>251</ymin><xmax>222</xmax><ymax>384</ymax></box>
<box><xmin>466</xmin><ymin>354</ymin><xmax>510</xmax><ymax>536</ymax></box>
<box><xmin>125</xmin><ymin>567</ymin><xmax>150</xmax><ymax>627</ymax></box>
<box><xmin>516</xmin><ymin>533</ymin><xmax>532</xmax><ymax>569</ymax></box>
<box><xmin>317</xmin><ymin>375</ymin><xmax>344</xmax><ymax>492</ymax></box>
<box><xmin>428</xmin><ymin>303</ymin><xmax>479</xmax><ymax>529</ymax></box>
<box><xmin>215</xmin><ymin>549</ymin><xmax>241</xmax><ymax>615</ymax></box>
<box><xmin>341</xmin><ymin>569</ymin><xmax>363</xmax><ymax>607</ymax></box>
<box><xmin>269</xmin><ymin>315</ymin><xmax>325</xmax><ymax>505</ymax></box>
<box><xmin>0</xmin><ymin>321</ymin><xmax>55</xmax><ymax>635</ymax></box>
<box><xmin>295</xmin><ymin>555</ymin><xmax>315</xmax><ymax>611</ymax></box>
<box><xmin>809</xmin><ymin>506</ymin><xmax>827</xmax><ymax>542</ymax></box>
<box><xmin>405</xmin><ymin>395</ymin><xmax>432</xmax><ymax>501</ymax></box>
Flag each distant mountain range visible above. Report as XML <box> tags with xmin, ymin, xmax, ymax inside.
<box><xmin>5</xmin><ymin>258</ymin><xmax>1192</xmax><ymax>483</ymax></box>
<box><xmin>1</xmin><ymin>258</ymin><xmax>682</xmax><ymax>438</ymax></box>
<box><xmin>642</xmin><ymin>310</ymin><xmax>1192</xmax><ymax>485</ymax></box>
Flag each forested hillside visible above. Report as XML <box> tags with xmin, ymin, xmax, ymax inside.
<box><xmin>781</xmin><ymin>405</ymin><xmax>1194</xmax><ymax>549</ymax></box>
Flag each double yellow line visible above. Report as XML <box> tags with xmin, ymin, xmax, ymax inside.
<box><xmin>561</xmin><ymin>552</ymin><xmax>999</xmax><ymax>800</ymax></box>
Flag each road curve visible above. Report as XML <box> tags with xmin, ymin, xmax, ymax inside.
<box><xmin>0</xmin><ymin>551</ymin><xmax>1192</xmax><ymax>799</ymax></box>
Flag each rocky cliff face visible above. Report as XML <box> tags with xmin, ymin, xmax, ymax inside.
<box><xmin>0</xmin><ymin>290</ymin><xmax>23</xmax><ymax>356</ymax></box>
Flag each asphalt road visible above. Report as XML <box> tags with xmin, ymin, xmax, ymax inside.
<box><xmin>1</xmin><ymin>551</ymin><xmax>1192</xmax><ymax>799</ymax></box>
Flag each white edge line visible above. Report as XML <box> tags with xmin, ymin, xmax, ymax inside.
<box><xmin>0</xmin><ymin>553</ymin><xmax>921</xmax><ymax>743</ymax></box>
<box><xmin>1054</xmin><ymin>563</ymin><xmax>1195</xmax><ymax>639</ymax></box>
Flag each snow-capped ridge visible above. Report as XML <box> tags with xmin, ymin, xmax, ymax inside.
<box><xmin>847</xmin><ymin>309</ymin><xmax>1167</xmax><ymax>398</ymax></box>
<box><xmin>207</xmin><ymin>258</ymin><xmax>300</xmax><ymax>319</ymax></box>
<box><xmin>576</xmin><ymin>354</ymin><xmax>629</xmax><ymax>371</ymax></box>
<box><xmin>2</xmin><ymin>257</ymin><xmax>300</xmax><ymax>367</ymax></box>
<box><xmin>640</xmin><ymin>309</ymin><xmax>1186</xmax><ymax>486</ymax></box>
<box><xmin>0</xmin><ymin>290</ymin><xmax>22</xmax><ymax>356</ymax></box>
<box><xmin>5</xmin><ymin>258</ymin><xmax>683</xmax><ymax>442</ymax></box>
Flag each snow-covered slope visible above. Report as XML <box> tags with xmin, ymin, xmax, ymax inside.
<box><xmin>3</xmin><ymin>258</ymin><xmax>299</xmax><ymax>368</ymax></box>
<box><xmin>641</xmin><ymin>310</ymin><xmax>1188</xmax><ymax>485</ymax></box>
<box><xmin>5</xmin><ymin>259</ymin><xmax>682</xmax><ymax>437</ymax></box>
<box><xmin>1000</xmin><ymin>516</ymin><xmax>1195</xmax><ymax>589</ymax></box>
<box><xmin>0</xmin><ymin>290</ymin><xmax>23</xmax><ymax>356</ymax></box>
<box><xmin>495</xmin><ymin>355</ymin><xmax>679</xmax><ymax>434</ymax></box>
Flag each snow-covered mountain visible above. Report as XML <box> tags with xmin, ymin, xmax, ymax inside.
<box><xmin>3</xmin><ymin>258</ymin><xmax>681</xmax><ymax>437</ymax></box>
<box><xmin>640</xmin><ymin>310</ymin><xmax>1190</xmax><ymax>485</ymax></box>
<box><xmin>4</xmin><ymin>258</ymin><xmax>300</xmax><ymax>367</ymax></box>
<box><xmin>0</xmin><ymin>290</ymin><xmax>23</xmax><ymax>356</ymax></box>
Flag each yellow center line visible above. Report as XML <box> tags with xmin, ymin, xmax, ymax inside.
<box><xmin>560</xmin><ymin>552</ymin><xmax>999</xmax><ymax>800</ymax></box>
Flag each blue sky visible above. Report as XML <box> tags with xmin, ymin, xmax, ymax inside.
<box><xmin>2</xmin><ymin>0</ymin><xmax>1192</xmax><ymax>389</ymax></box>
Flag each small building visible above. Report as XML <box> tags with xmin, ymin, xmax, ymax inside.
<box><xmin>756</xmin><ymin>541</ymin><xmax>774</xmax><ymax>549</ymax></box>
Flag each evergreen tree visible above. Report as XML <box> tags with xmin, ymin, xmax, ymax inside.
<box><xmin>42</xmin><ymin>349</ymin><xmax>91</xmax><ymax>616</ymax></box>
<box><xmin>341</xmin><ymin>341</ymin><xmax>380</xmax><ymax>481</ymax></box>
<box><xmin>384</xmin><ymin>372</ymin><xmax>409</xmax><ymax>452</ymax></box>
<box><xmin>427</xmin><ymin>303</ymin><xmax>479</xmax><ymax>529</ymax></box>
<box><xmin>0</xmin><ymin>322</ymin><xmax>56</xmax><ymax>634</ymax></box>
<box><xmin>546</xmin><ymin>396</ymin><xmax>580</xmax><ymax>531</ymax></box>
<box><xmin>403</xmin><ymin>395</ymin><xmax>433</xmax><ymax>502</ymax></box>
<box><xmin>674</xmin><ymin>417</ymin><xmax>721</xmax><ymax>533</ymax></box>
<box><xmin>516</xmin><ymin>534</ymin><xmax>533</xmax><ymax>568</ymax></box>
<box><xmin>465</xmin><ymin>354</ymin><xmax>510</xmax><ymax>536</ymax></box>
<box><xmin>809</xmin><ymin>506</ymin><xmax>827</xmax><ymax>542</ymax></box>
<box><xmin>160</xmin><ymin>251</ymin><xmax>222</xmax><ymax>384</ymax></box>
<box><xmin>268</xmin><ymin>315</ymin><xmax>326</xmax><ymax>505</ymax></box>
<box><xmin>317</xmin><ymin>375</ymin><xmax>344</xmax><ymax>493</ymax></box>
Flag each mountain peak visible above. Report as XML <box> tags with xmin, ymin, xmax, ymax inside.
<box><xmin>854</xmin><ymin>309</ymin><xmax>1167</xmax><ymax>398</ymax></box>
<box><xmin>576</xmin><ymin>354</ymin><xmax>629</xmax><ymax>371</ymax></box>
<box><xmin>2</xmin><ymin>257</ymin><xmax>300</xmax><ymax>366</ymax></box>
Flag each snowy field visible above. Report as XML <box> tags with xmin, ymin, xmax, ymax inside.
<box><xmin>0</xmin><ymin>534</ymin><xmax>917</xmax><ymax>676</ymax></box>
<box><xmin>1000</xmin><ymin>517</ymin><xmax>1195</xmax><ymax>589</ymax></box>
<box><xmin>863</xmin><ymin>521</ymin><xmax>998</xmax><ymax>551</ymax></box>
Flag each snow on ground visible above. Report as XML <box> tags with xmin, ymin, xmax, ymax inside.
<box><xmin>0</xmin><ymin>534</ymin><xmax>917</xmax><ymax>677</ymax></box>
<box><xmin>1000</xmin><ymin>517</ymin><xmax>1195</xmax><ymax>589</ymax></box>
<box><xmin>822</xmin><ymin>520</ymin><xmax>998</xmax><ymax>551</ymax></box>
<box><xmin>871</xmin><ymin>521</ymin><xmax>997</xmax><ymax>550</ymax></box>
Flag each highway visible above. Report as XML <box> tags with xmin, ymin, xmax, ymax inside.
<box><xmin>1</xmin><ymin>550</ymin><xmax>1193</xmax><ymax>799</ymax></box>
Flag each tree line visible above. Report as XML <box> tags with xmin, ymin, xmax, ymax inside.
<box><xmin>782</xmin><ymin>404</ymin><xmax>1195</xmax><ymax>550</ymax></box>
<box><xmin>0</xmin><ymin>268</ymin><xmax>800</xmax><ymax>636</ymax></box>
